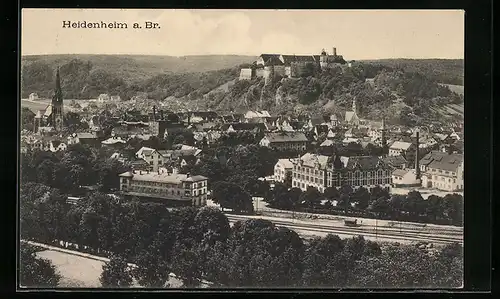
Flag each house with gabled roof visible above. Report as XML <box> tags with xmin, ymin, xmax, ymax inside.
<box><xmin>419</xmin><ymin>151</ymin><xmax>464</xmax><ymax>191</ymax></box>
<box><xmin>389</xmin><ymin>141</ymin><xmax>415</xmax><ymax>157</ymax></box>
<box><xmin>259</xmin><ymin>132</ymin><xmax>309</xmax><ymax>151</ymax></box>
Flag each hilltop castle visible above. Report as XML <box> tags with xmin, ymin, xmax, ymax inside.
<box><xmin>239</xmin><ymin>47</ymin><xmax>350</xmax><ymax>84</ymax></box>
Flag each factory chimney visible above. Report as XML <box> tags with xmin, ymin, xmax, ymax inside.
<box><xmin>415</xmin><ymin>129</ymin><xmax>421</xmax><ymax>180</ymax></box>
<box><xmin>152</xmin><ymin>106</ymin><xmax>157</xmax><ymax>122</ymax></box>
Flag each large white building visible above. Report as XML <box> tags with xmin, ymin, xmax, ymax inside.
<box><xmin>118</xmin><ymin>170</ymin><xmax>208</xmax><ymax>207</ymax></box>
<box><xmin>274</xmin><ymin>159</ymin><xmax>295</xmax><ymax>184</ymax></box>
<box><xmin>389</xmin><ymin>141</ymin><xmax>415</xmax><ymax>157</ymax></box>
<box><xmin>260</xmin><ymin>132</ymin><xmax>309</xmax><ymax>151</ymax></box>
<box><xmin>291</xmin><ymin>153</ymin><xmax>393</xmax><ymax>193</ymax></box>
<box><xmin>419</xmin><ymin>151</ymin><xmax>464</xmax><ymax>191</ymax></box>
<box><xmin>292</xmin><ymin>153</ymin><xmax>329</xmax><ymax>192</ymax></box>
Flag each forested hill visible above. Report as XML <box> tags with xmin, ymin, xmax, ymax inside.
<box><xmin>21</xmin><ymin>54</ymin><xmax>256</xmax><ymax>85</ymax></box>
<box><xmin>361</xmin><ymin>59</ymin><xmax>464</xmax><ymax>85</ymax></box>
<box><xmin>21</xmin><ymin>55</ymin><xmax>463</xmax><ymax>125</ymax></box>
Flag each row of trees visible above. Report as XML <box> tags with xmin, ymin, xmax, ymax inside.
<box><xmin>20</xmin><ymin>182</ymin><xmax>462</xmax><ymax>288</ymax></box>
<box><xmin>266</xmin><ymin>184</ymin><xmax>463</xmax><ymax>226</ymax></box>
<box><xmin>21</xmin><ymin>144</ymin><xmax>129</xmax><ymax>193</ymax></box>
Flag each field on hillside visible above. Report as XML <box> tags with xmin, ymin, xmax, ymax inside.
<box><xmin>439</xmin><ymin>83</ymin><xmax>464</xmax><ymax>95</ymax></box>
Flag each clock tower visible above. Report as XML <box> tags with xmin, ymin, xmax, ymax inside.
<box><xmin>52</xmin><ymin>67</ymin><xmax>64</xmax><ymax>131</ymax></box>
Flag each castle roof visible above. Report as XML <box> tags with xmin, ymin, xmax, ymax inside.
<box><xmin>280</xmin><ymin>55</ymin><xmax>316</xmax><ymax>65</ymax></box>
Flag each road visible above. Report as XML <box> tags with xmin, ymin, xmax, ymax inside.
<box><xmin>225</xmin><ymin>214</ymin><xmax>463</xmax><ymax>245</ymax></box>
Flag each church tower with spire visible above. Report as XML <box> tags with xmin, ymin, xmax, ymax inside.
<box><xmin>51</xmin><ymin>67</ymin><xmax>64</xmax><ymax>131</ymax></box>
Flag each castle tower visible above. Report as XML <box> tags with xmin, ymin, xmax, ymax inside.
<box><xmin>51</xmin><ymin>67</ymin><xmax>64</xmax><ymax>131</ymax></box>
<box><xmin>320</xmin><ymin>49</ymin><xmax>328</xmax><ymax>70</ymax></box>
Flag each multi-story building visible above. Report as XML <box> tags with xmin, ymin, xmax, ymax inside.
<box><xmin>118</xmin><ymin>169</ymin><xmax>208</xmax><ymax>207</ymax></box>
<box><xmin>419</xmin><ymin>151</ymin><xmax>464</xmax><ymax>191</ymax></box>
<box><xmin>259</xmin><ymin>132</ymin><xmax>309</xmax><ymax>151</ymax></box>
<box><xmin>292</xmin><ymin>153</ymin><xmax>329</xmax><ymax>192</ymax></box>
<box><xmin>291</xmin><ymin>153</ymin><xmax>393</xmax><ymax>193</ymax></box>
<box><xmin>274</xmin><ymin>159</ymin><xmax>295</xmax><ymax>184</ymax></box>
<box><xmin>388</xmin><ymin>141</ymin><xmax>415</xmax><ymax>157</ymax></box>
<box><xmin>326</xmin><ymin>156</ymin><xmax>393</xmax><ymax>192</ymax></box>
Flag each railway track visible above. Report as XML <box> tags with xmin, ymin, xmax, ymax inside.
<box><xmin>226</xmin><ymin>215</ymin><xmax>463</xmax><ymax>245</ymax></box>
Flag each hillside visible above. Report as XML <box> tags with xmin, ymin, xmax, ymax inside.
<box><xmin>361</xmin><ymin>59</ymin><xmax>464</xmax><ymax>85</ymax></box>
<box><xmin>161</xmin><ymin>61</ymin><xmax>463</xmax><ymax>126</ymax></box>
<box><xmin>21</xmin><ymin>55</ymin><xmax>463</xmax><ymax>125</ymax></box>
<box><xmin>21</xmin><ymin>54</ymin><xmax>256</xmax><ymax>85</ymax></box>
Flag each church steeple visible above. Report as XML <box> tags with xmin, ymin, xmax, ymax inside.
<box><xmin>51</xmin><ymin>67</ymin><xmax>64</xmax><ymax>131</ymax></box>
<box><xmin>52</xmin><ymin>67</ymin><xmax>63</xmax><ymax>105</ymax></box>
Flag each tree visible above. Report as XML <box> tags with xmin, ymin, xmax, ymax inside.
<box><xmin>194</xmin><ymin>207</ymin><xmax>230</xmax><ymax>245</ymax></box>
<box><xmin>299</xmin><ymin>186</ymin><xmax>322</xmax><ymax>209</ymax></box>
<box><xmin>353</xmin><ymin>187</ymin><xmax>370</xmax><ymax>210</ymax></box>
<box><xmin>100</xmin><ymin>255</ymin><xmax>133</xmax><ymax>288</ymax></box>
<box><xmin>19</xmin><ymin>244</ymin><xmax>61</xmax><ymax>288</ymax></box>
<box><xmin>133</xmin><ymin>238</ymin><xmax>171</xmax><ymax>288</ymax></box>
<box><xmin>212</xmin><ymin>181</ymin><xmax>254</xmax><ymax>213</ymax></box>
<box><xmin>301</xmin><ymin>234</ymin><xmax>347</xmax><ymax>287</ymax></box>
<box><xmin>324</xmin><ymin>186</ymin><xmax>340</xmax><ymax>201</ymax></box>
<box><xmin>170</xmin><ymin>244</ymin><xmax>203</xmax><ymax>287</ymax></box>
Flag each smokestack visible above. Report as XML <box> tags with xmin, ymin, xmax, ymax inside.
<box><xmin>415</xmin><ymin>129</ymin><xmax>421</xmax><ymax>180</ymax></box>
<box><xmin>152</xmin><ymin>106</ymin><xmax>157</xmax><ymax>121</ymax></box>
<box><xmin>333</xmin><ymin>47</ymin><xmax>337</xmax><ymax>56</ymax></box>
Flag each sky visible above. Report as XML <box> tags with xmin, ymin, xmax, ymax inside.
<box><xmin>21</xmin><ymin>9</ymin><xmax>464</xmax><ymax>60</ymax></box>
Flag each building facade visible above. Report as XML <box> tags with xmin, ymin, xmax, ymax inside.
<box><xmin>419</xmin><ymin>151</ymin><xmax>464</xmax><ymax>191</ymax></box>
<box><xmin>292</xmin><ymin>153</ymin><xmax>329</xmax><ymax>192</ymax></box>
<box><xmin>389</xmin><ymin>141</ymin><xmax>415</xmax><ymax>157</ymax></box>
<box><xmin>291</xmin><ymin>154</ymin><xmax>393</xmax><ymax>193</ymax></box>
<box><xmin>119</xmin><ymin>170</ymin><xmax>208</xmax><ymax>207</ymax></box>
<box><xmin>260</xmin><ymin>132</ymin><xmax>309</xmax><ymax>151</ymax></box>
<box><xmin>274</xmin><ymin>159</ymin><xmax>295</xmax><ymax>184</ymax></box>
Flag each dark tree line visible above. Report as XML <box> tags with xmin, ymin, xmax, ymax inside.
<box><xmin>21</xmin><ymin>144</ymin><xmax>129</xmax><ymax>193</ymax></box>
<box><xmin>266</xmin><ymin>184</ymin><xmax>463</xmax><ymax>226</ymax></box>
<box><xmin>20</xmin><ymin>182</ymin><xmax>462</xmax><ymax>288</ymax></box>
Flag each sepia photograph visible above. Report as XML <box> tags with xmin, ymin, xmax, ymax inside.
<box><xmin>19</xmin><ymin>9</ymin><xmax>464</xmax><ymax>289</ymax></box>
